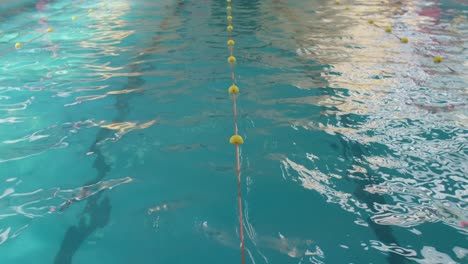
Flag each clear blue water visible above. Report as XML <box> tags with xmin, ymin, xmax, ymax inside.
<box><xmin>0</xmin><ymin>0</ymin><xmax>467</xmax><ymax>263</ymax></box>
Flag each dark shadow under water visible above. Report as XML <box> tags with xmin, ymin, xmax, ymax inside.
<box><xmin>53</xmin><ymin>72</ymin><xmax>140</xmax><ymax>264</ymax></box>
<box><xmin>338</xmin><ymin>133</ymin><xmax>408</xmax><ymax>264</ymax></box>
<box><xmin>53</xmin><ymin>1</ymin><xmax>189</xmax><ymax>262</ymax></box>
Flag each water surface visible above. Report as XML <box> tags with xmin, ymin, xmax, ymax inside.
<box><xmin>0</xmin><ymin>0</ymin><xmax>467</xmax><ymax>263</ymax></box>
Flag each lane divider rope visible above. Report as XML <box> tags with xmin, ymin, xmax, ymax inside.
<box><xmin>339</xmin><ymin>1</ymin><xmax>456</xmax><ymax>72</ymax></box>
<box><xmin>226</xmin><ymin>1</ymin><xmax>246</xmax><ymax>264</ymax></box>
<box><xmin>0</xmin><ymin>3</ymin><xmax>108</xmax><ymax>57</ymax></box>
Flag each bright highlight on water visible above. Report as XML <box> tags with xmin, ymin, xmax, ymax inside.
<box><xmin>0</xmin><ymin>0</ymin><xmax>466</xmax><ymax>263</ymax></box>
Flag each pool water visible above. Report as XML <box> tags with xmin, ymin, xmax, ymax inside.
<box><xmin>0</xmin><ymin>0</ymin><xmax>467</xmax><ymax>263</ymax></box>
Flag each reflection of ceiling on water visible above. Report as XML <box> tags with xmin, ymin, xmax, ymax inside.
<box><xmin>251</xmin><ymin>3</ymin><xmax>468</xmax><ymax>252</ymax></box>
<box><xmin>83</xmin><ymin>2</ymin><xmax>132</xmax><ymax>49</ymax></box>
<box><xmin>275</xmin><ymin>3</ymin><xmax>459</xmax><ymax>88</ymax></box>
<box><xmin>257</xmin><ymin>0</ymin><xmax>467</xmax><ymax>136</ymax></box>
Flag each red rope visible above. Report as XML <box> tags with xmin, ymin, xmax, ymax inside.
<box><xmin>0</xmin><ymin>31</ymin><xmax>49</xmax><ymax>57</ymax></box>
<box><xmin>236</xmin><ymin>144</ymin><xmax>245</xmax><ymax>264</ymax></box>
<box><xmin>228</xmin><ymin>9</ymin><xmax>245</xmax><ymax>264</ymax></box>
<box><xmin>231</xmin><ymin>46</ymin><xmax>245</xmax><ymax>264</ymax></box>
<box><xmin>232</xmin><ymin>94</ymin><xmax>238</xmax><ymax>134</ymax></box>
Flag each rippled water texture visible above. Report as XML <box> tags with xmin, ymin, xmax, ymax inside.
<box><xmin>0</xmin><ymin>0</ymin><xmax>467</xmax><ymax>263</ymax></box>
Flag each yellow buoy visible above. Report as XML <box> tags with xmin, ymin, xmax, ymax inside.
<box><xmin>228</xmin><ymin>56</ymin><xmax>236</xmax><ymax>63</ymax></box>
<box><xmin>89</xmin><ymin>9</ymin><xmax>94</xmax><ymax>13</ymax></box>
<box><xmin>433</xmin><ymin>56</ymin><xmax>443</xmax><ymax>63</ymax></box>
<box><xmin>102</xmin><ymin>3</ymin><xmax>107</xmax><ymax>7</ymax></box>
<box><xmin>335</xmin><ymin>0</ymin><xmax>340</xmax><ymax>5</ymax></box>
<box><xmin>368</xmin><ymin>19</ymin><xmax>374</xmax><ymax>24</ymax></box>
<box><xmin>72</xmin><ymin>16</ymin><xmax>77</xmax><ymax>21</ymax></box>
<box><xmin>345</xmin><ymin>6</ymin><xmax>350</xmax><ymax>10</ymax></box>
<box><xmin>227</xmin><ymin>0</ymin><xmax>231</xmax><ymax>2</ymax></box>
<box><xmin>47</xmin><ymin>28</ymin><xmax>53</xmax><ymax>33</ymax></box>
<box><xmin>227</xmin><ymin>15</ymin><xmax>232</xmax><ymax>21</ymax></box>
<box><xmin>229</xmin><ymin>85</ymin><xmax>239</xmax><ymax>94</ymax></box>
<box><xmin>385</xmin><ymin>26</ymin><xmax>392</xmax><ymax>33</ymax></box>
<box><xmin>15</xmin><ymin>42</ymin><xmax>22</xmax><ymax>49</ymax></box>
<box><xmin>400</xmin><ymin>37</ymin><xmax>408</xmax><ymax>43</ymax></box>
<box><xmin>227</xmin><ymin>25</ymin><xmax>233</xmax><ymax>31</ymax></box>
<box><xmin>227</xmin><ymin>6</ymin><xmax>231</xmax><ymax>11</ymax></box>
<box><xmin>230</xmin><ymin>135</ymin><xmax>244</xmax><ymax>145</ymax></box>
<box><xmin>227</xmin><ymin>39</ymin><xmax>235</xmax><ymax>46</ymax></box>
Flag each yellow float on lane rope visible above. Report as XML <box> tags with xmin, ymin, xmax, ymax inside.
<box><xmin>433</xmin><ymin>56</ymin><xmax>443</xmax><ymax>63</ymax></box>
<box><xmin>229</xmin><ymin>85</ymin><xmax>239</xmax><ymax>94</ymax></box>
<box><xmin>228</xmin><ymin>56</ymin><xmax>236</xmax><ymax>63</ymax></box>
<box><xmin>230</xmin><ymin>135</ymin><xmax>244</xmax><ymax>145</ymax></box>
<box><xmin>400</xmin><ymin>37</ymin><xmax>408</xmax><ymax>43</ymax></box>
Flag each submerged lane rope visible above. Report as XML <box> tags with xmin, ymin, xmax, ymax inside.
<box><xmin>226</xmin><ymin>1</ymin><xmax>246</xmax><ymax>264</ymax></box>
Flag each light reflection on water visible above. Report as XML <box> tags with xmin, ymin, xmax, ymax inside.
<box><xmin>0</xmin><ymin>0</ymin><xmax>466</xmax><ymax>263</ymax></box>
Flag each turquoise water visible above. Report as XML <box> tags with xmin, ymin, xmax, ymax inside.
<box><xmin>1</xmin><ymin>0</ymin><xmax>467</xmax><ymax>263</ymax></box>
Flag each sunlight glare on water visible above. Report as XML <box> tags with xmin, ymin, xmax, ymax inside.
<box><xmin>0</xmin><ymin>0</ymin><xmax>467</xmax><ymax>263</ymax></box>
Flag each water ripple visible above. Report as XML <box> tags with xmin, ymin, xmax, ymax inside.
<box><xmin>0</xmin><ymin>0</ymin><xmax>466</xmax><ymax>263</ymax></box>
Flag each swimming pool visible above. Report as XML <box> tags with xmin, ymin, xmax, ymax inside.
<box><xmin>0</xmin><ymin>0</ymin><xmax>467</xmax><ymax>263</ymax></box>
